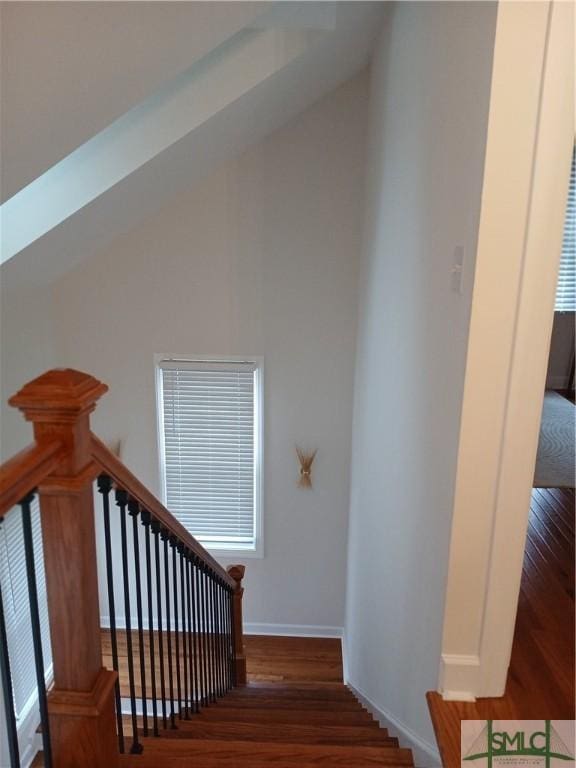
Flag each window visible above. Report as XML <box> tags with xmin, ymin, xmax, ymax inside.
<box><xmin>156</xmin><ymin>357</ymin><xmax>263</xmax><ymax>556</ymax></box>
<box><xmin>555</xmin><ymin>146</ymin><xmax>575</xmax><ymax>312</ymax></box>
<box><xmin>0</xmin><ymin>497</ymin><xmax>52</xmax><ymax>722</ymax></box>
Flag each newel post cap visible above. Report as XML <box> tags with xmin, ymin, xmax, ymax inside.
<box><xmin>9</xmin><ymin>369</ymin><xmax>108</xmax><ymax>423</ymax></box>
<box><xmin>227</xmin><ymin>564</ymin><xmax>246</xmax><ymax>590</ymax></box>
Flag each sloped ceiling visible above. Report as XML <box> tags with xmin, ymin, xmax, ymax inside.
<box><xmin>0</xmin><ymin>2</ymin><xmax>386</xmax><ymax>285</ymax></box>
<box><xmin>0</xmin><ymin>1</ymin><xmax>266</xmax><ymax>202</ymax></box>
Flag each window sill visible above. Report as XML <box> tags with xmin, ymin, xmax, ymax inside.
<box><xmin>205</xmin><ymin>544</ymin><xmax>264</xmax><ymax>560</ymax></box>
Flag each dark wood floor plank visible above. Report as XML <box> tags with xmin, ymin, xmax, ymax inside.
<box><xmin>530</xmin><ymin>497</ymin><xmax>573</xmax><ymax>554</ymax></box>
<box><xmin>118</xmin><ymin>738</ymin><xmax>415</xmax><ymax>766</ymax></box>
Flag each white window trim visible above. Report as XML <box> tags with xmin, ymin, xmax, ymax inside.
<box><xmin>154</xmin><ymin>353</ymin><xmax>264</xmax><ymax>559</ymax></box>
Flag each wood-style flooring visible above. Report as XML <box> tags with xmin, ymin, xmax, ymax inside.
<box><xmin>428</xmin><ymin>487</ymin><xmax>575</xmax><ymax>768</ymax></box>
<box><xmin>100</xmin><ymin>632</ymin><xmax>344</xmax><ymax>700</ymax></box>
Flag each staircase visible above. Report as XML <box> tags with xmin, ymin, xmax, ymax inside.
<box><xmin>119</xmin><ymin>681</ymin><xmax>414</xmax><ymax>767</ymax></box>
<box><xmin>0</xmin><ymin>368</ymin><xmax>414</xmax><ymax>768</ymax></box>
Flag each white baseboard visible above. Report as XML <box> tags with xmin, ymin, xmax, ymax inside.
<box><xmin>438</xmin><ymin>653</ymin><xmax>479</xmax><ymax>702</ymax></box>
<box><xmin>101</xmin><ymin>616</ymin><xmax>343</xmax><ymax>639</ymax></box>
<box><xmin>244</xmin><ymin>623</ymin><xmax>343</xmax><ymax>638</ymax></box>
<box><xmin>346</xmin><ymin>682</ymin><xmax>441</xmax><ymax>768</ymax></box>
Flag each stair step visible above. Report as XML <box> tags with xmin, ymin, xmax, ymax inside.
<box><xmin>119</xmin><ymin>737</ymin><xmax>414</xmax><ymax>766</ymax></box>
<box><xmin>198</xmin><ymin>696</ymin><xmax>363</xmax><ymax>711</ymax></box>
<box><xmin>183</xmin><ymin>706</ymin><xmax>380</xmax><ymax>727</ymax></box>
<box><xmin>225</xmin><ymin>684</ymin><xmax>358</xmax><ymax>702</ymax></box>
<box><xmin>237</xmin><ymin>680</ymin><xmax>348</xmax><ymax>690</ymax></box>
<box><xmin>146</xmin><ymin>719</ymin><xmax>395</xmax><ymax>746</ymax></box>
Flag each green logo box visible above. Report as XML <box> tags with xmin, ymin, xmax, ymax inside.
<box><xmin>461</xmin><ymin>720</ymin><xmax>575</xmax><ymax>767</ymax></box>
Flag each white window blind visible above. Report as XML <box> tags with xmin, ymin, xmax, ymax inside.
<box><xmin>555</xmin><ymin>147</ymin><xmax>575</xmax><ymax>312</ymax></box>
<box><xmin>157</xmin><ymin>359</ymin><xmax>261</xmax><ymax>552</ymax></box>
<box><xmin>0</xmin><ymin>498</ymin><xmax>52</xmax><ymax>720</ymax></box>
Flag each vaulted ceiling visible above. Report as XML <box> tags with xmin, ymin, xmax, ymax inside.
<box><xmin>0</xmin><ymin>2</ymin><xmax>387</xmax><ymax>283</ymax></box>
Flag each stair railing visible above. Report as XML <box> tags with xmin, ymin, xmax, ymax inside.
<box><xmin>0</xmin><ymin>369</ymin><xmax>247</xmax><ymax>768</ymax></box>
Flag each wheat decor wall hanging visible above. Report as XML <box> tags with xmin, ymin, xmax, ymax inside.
<box><xmin>296</xmin><ymin>446</ymin><xmax>317</xmax><ymax>489</ymax></box>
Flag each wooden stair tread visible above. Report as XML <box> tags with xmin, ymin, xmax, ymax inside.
<box><xmin>119</xmin><ymin>737</ymin><xmax>414</xmax><ymax>766</ymax></box>
<box><xmin>224</xmin><ymin>685</ymin><xmax>359</xmax><ymax>701</ymax></box>
<box><xmin>183</xmin><ymin>706</ymin><xmax>380</xmax><ymax>726</ymax></box>
<box><xmin>139</xmin><ymin>719</ymin><xmax>395</xmax><ymax>746</ymax></box>
<box><xmin>237</xmin><ymin>680</ymin><xmax>349</xmax><ymax>690</ymax></box>
<box><xmin>194</xmin><ymin>696</ymin><xmax>363</xmax><ymax>710</ymax></box>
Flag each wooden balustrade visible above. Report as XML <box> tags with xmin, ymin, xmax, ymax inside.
<box><xmin>1</xmin><ymin>368</ymin><xmax>247</xmax><ymax>767</ymax></box>
<box><xmin>90</xmin><ymin>435</ymin><xmax>236</xmax><ymax>590</ymax></box>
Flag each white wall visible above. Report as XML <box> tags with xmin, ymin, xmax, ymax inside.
<box><xmin>0</xmin><ymin>263</ymin><xmax>56</xmax><ymax>460</ymax></box>
<box><xmin>344</xmin><ymin>2</ymin><xmax>496</xmax><ymax>760</ymax></box>
<box><xmin>0</xmin><ymin>272</ymin><xmax>55</xmax><ymax>768</ymax></box>
<box><xmin>50</xmin><ymin>74</ymin><xmax>368</xmax><ymax>632</ymax></box>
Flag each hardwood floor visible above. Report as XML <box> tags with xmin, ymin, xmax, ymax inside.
<box><xmin>428</xmin><ymin>487</ymin><xmax>575</xmax><ymax>768</ymax></box>
<box><xmin>244</xmin><ymin>635</ymin><xmax>343</xmax><ymax>683</ymax></box>
<box><xmin>101</xmin><ymin>631</ymin><xmax>344</xmax><ymax>700</ymax></box>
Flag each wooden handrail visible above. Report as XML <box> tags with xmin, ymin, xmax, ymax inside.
<box><xmin>0</xmin><ymin>440</ymin><xmax>64</xmax><ymax>517</ymax></box>
<box><xmin>90</xmin><ymin>434</ymin><xmax>236</xmax><ymax>590</ymax></box>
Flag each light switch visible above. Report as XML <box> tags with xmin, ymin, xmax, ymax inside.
<box><xmin>452</xmin><ymin>245</ymin><xmax>465</xmax><ymax>294</ymax></box>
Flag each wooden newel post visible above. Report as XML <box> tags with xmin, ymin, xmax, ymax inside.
<box><xmin>9</xmin><ymin>369</ymin><xmax>119</xmax><ymax>768</ymax></box>
<box><xmin>226</xmin><ymin>564</ymin><xmax>247</xmax><ymax>685</ymax></box>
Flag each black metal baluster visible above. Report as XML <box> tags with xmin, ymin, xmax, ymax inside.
<box><xmin>225</xmin><ymin>585</ymin><xmax>232</xmax><ymax>690</ymax></box>
<box><xmin>200</xmin><ymin>563</ymin><xmax>210</xmax><ymax>703</ymax></box>
<box><xmin>190</xmin><ymin>558</ymin><xmax>199</xmax><ymax>707</ymax></box>
<box><xmin>191</xmin><ymin>557</ymin><xmax>201</xmax><ymax>707</ymax></box>
<box><xmin>225</xmin><ymin>584</ymin><xmax>231</xmax><ymax>691</ymax></box>
<box><xmin>210</xmin><ymin>573</ymin><xmax>222</xmax><ymax>696</ymax></box>
<box><xmin>97</xmin><ymin>475</ymin><xmax>125</xmax><ymax>753</ymax></box>
<box><xmin>228</xmin><ymin>586</ymin><xmax>234</xmax><ymax>690</ymax></box>
<box><xmin>219</xmin><ymin>581</ymin><xmax>227</xmax><ymax>693</ymax></box>
<box><xmin>214</xmin><ymin>578</ymin><xmax>223</xmax><ymax>697</ymax></box>
<box><xmin>211</xmin><ymin>573</ymin><xmax>219</xmax><ymax>701</ymax></box>
<box><xmin>161</xmin><ymin>529</ymin><xmax>176</xmax><ymax>728</ymax></box>
<box><xmin>128</xmin><ymin>498</ymin><xmax>148</xmax><ymax>737</ymax></box>
<box><xmin>205</xmin><ymin>567</ymin><xmax>217</xmax><ymax>703</ymax></box>
<box><xmin>213</xmin><ymin>577</ymin><xmax>222</xmax><ymax>698</ymax></box>
<box><xmin>20</xmin><ymin>492</ymin><xmax>52</xmax><ymax>768</ymax></box>
<box><xmin>229</xmin><ymin>585</ymin><xmax>237</xmax><ymax>687</ymax></box>
<box><xmin>188</xmin><ymin>555</ymin><xmax>200</xmax><ymax>713</ymax></box>
<box><xmin>170</xmin><ymin>537</ymin><xmax>182</xmax><ymax>720</ymax></box>
<box><xmin>209</xmin><ymin>568</ymin><xmax>217</xmax><ymax>703</ymax></box>
<box><xmin>195</xmin><ymin>558</ymin><xmax>207</xmax><ymax>706</ymax></box>
<box><xmin>116</xmin><ymin>488</ymin><xmax>143</xmax><ymax>754</ymax></box>
<box><xmin>221</xmin><ymin>583</ymin><xmax>229</xmax><ymax>692</ymax></box>
<box><xmin>0</xmin><ymin>516</ymin><xmax>20</xmax><ymax>768</ymax></box>
<box><xmin>151</xmin><ymin>521</ymin><xmax>167</xmax><ymax>728</ymax></box>
<box><xmin>141</xmin><ymin>511</ymin><xmax>159</xmax><ymax>737</ymax></box>
<box><xmin>178</xmin><ymin>545</ymin><xmax>189</xmax><ymax>719</ymax></box>
<box><xmin>222</xmin><ymin>583</ymin><xmax>229</xmax><ymax>692</ymax></box>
